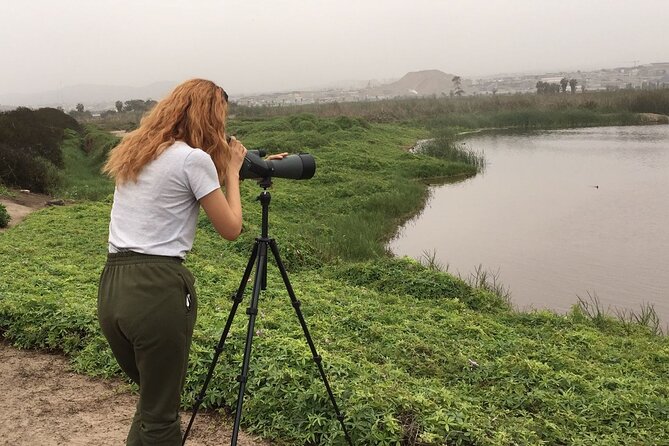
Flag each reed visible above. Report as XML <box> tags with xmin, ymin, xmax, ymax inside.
<box><xmin>231</xmin><ymin>89</ymin><xmax>669</xmax><ymax>125</ymax></box>
<box><xmin>577</xmin><ymin>291</ymin><xmax>665</xmax><ymax>335</ymax></box>
<box><xmin>615</xmin><ymin>303</ymin><xmax>665</xmax><ymax>336</ymax></box>
<box><xmin>576</xmin><ymin>291</ymin><xmax>608</xmax><ymax>325</ymax></box>
<box><xmin>420</xmin><ymin>137</ymin><xmax>485</xmax><ymax>170</ymax></box>
<box><xmin>463</xmin><ymin>264</ymin><xmax>512</xmax><ymax>304</ymax></box>
<box><xmin>419</xmin><ymin>249</ymin><xmax>448</xmax><ymax>272</ymax></box>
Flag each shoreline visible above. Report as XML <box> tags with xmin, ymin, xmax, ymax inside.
<box><xmin>393</xmin><ymin>123</ymin><xmax>669</xmax><ymax>332</ymax></box>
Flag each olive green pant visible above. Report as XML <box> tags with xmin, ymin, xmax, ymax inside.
<box><xmin>98</xmin><ymin>252</ymin><xmax>197</xmax><ymax>446</ymax></box>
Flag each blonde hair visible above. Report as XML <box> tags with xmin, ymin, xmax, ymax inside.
<box><xmin>103</xmin><ymin>79</ymin><xmax>230</xmax><ymax>184</ymax></box>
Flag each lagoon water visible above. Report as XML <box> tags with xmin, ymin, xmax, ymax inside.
<box><xmin>389</xmin><ymin>125</ymin><xmax>669</xmax><ymax>323</ymax></box>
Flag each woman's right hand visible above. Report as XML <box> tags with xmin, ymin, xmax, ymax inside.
<box><xmin>227</xmin><ymin>137</ymin><xmax>247</xmax><ymax>175</ymax></box>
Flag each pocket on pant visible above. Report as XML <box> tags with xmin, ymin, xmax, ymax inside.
<box><xmin>179</xmin><ymin>272</ymin><xmax>197</xmax><ymax>314</ymax></box>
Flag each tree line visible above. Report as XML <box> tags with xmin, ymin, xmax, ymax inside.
<box><xmin>536</xmin><ymin>77</ymin><xmax>579</xmax><ymax>95</ymax></box>
<box><xmin>69</xmin><ymin>99</ymin><xmax>157</xmax><ymax>117</ymax></box>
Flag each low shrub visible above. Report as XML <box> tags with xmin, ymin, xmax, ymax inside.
<box><xmin>0</xmin><ymin>203</ymin><xmax>10</xmax><ymax>228</ymax></box>
<box><xmin>0</xmin><ymin>143</ymin><xmax>62</xmax><ymax>193</ymax></box>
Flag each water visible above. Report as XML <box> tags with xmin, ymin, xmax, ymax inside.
<box><xmin>389</xmin><ymin>125</ymin><xmax>669</xmax><ymax>323</ymax></box>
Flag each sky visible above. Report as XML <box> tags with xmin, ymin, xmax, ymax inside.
<box><xmin>1</xmin><ymin>0</ymin><xmax>668</xmax><ymax>96</ymax></box>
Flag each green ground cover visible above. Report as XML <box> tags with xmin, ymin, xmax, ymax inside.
<box><xmin>0</xmin><ymin>183</ymin><xmax>16</xmax><ymax>198</ymax></box>
<box><xmin>0</xmin><ymin>115</ymin><xmax>668</xmax><ymax>445</ymax></box>
<box><xmin>56</xmin><ymin>127</ymin><xmax>116</xmax><ymax>201</ymax></box>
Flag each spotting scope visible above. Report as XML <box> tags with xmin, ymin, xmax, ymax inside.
<box><xmin>239</xmin><ymin>149</ymin><xmax>316</xmax><ymax>180</ymax></box>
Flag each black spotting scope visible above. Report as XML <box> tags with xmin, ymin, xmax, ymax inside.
<box><xmin>239</xmin><ymin>149</ymin><xmax>316</xmax><ymax>180</ymax></box>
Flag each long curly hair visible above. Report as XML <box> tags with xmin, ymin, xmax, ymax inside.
<box><xmin>103</xmin><ymin>79</ymin><xmax>230</xmax><ymax>184</ymax></box>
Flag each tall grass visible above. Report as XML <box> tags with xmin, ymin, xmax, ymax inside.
<box><xmin>89</xmin><ymin>89</ymin><xmax>669</xmax><ymax>133</ymax></box>
<box><xmin>417</xmin><ymin>252</ymin><xmax>514</xmax><ymax>308</ymax></box>
<box><xmin>231</xmin><ymin>89</ymin><xmax>669</xmax><ymax>124</ymax></box>
<box><xmin>464</xmin><ymin>264</ymin><xmax>512</xmax><ymax>304</ymax></box>
<box><xmin>419</xmin><ymin>137</ymin><xmax>485</xmax><ymax>171</ymax></box>
<box><xmin>576</xmin><ymin>291</ymin><xmax>665</xmax><ymax>335</ymax></box>
<box><xmin>420</xmin><ymin>249</ymin><xmax>447</xmax><ymax>272</ymax></box>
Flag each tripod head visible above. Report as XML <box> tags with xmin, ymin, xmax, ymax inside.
<box><xmin>257</xmin><ymin>176</ymin><xmax>273</xmax><ymax>190</ymax></box>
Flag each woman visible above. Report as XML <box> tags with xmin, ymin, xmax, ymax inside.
<box><xmin>98</xmin><ymin>79</ymin><xmax>248</xmax><ymax>445</ymax></box>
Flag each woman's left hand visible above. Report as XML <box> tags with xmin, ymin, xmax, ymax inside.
<box><xmin>266</xmin><ymin>152</ymin><xmax>289</xmax><ymax>160</ymax></box>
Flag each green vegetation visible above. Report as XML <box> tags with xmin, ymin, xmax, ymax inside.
<box><xmin>0</xmin><ymin>105</ymin><xmax>116</xmax><ymax>199</ymax></box>
<box><xmin>78</xmin><ymin>99</ymin><xmax>158</xmax><ymax>131</ymax></box>
<box><xmin>227</xmin><ymin>115</ymin><xmax>478</xmax><ymax>262</ymax></box>
<box><xmin>231</xmin><ymin>88</ymin><xmax>669</xmax><ymax>128</ymax></box>
<box><xmin>0</xmin><ymin>107</ymin><xmax>81</xmax><ymax>193</ymax></box>
<box><xmin>1</xmin><ymin>112</ymin><xmax>668</xmax><ymax>445</ymax></box>
<box><xmin>0</xmin><ymin>184</ymin><xmax>16</xmax><ymax>198</ymax></box>
<box><xmin>0</xmin><ymin>203</ymin><xmax>10</xmax><ymax>228</ymax></box>
<box><xmin>56</xmin><ymin>127</ymin><xmax>116</xmax><ymax>201</ymax></box>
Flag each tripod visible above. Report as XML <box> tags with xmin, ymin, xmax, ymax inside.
<box><xmin>182</xmin><ymin>177</ymin><xmax>353</xmax><ymax>446</ymax></box>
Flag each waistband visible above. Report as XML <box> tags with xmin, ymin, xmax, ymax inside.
<box><xmin>106</xmin><ymin>251</ymin><xmax>184</xmax><ymax>265</ymax></box>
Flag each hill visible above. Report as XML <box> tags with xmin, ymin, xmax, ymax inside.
<box><xmin>361</xmin><ymin>69</ymin><xmax>472</xmax><ymax>98</ymax></box>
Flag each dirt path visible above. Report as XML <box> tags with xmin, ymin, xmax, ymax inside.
<box><xmin>0</xmin><ymin>342</ymin><xmax>270</xmax><ymax>446</ymax></box>
<box><xmin>0</xmin><ymin>190</ymin><xmax>51</xmax><ymax>230</ymax></box>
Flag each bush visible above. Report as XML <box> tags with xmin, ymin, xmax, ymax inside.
<box><xmin>0</xmin><ymin>203</ymin><xmax>10</xmax><ymax>228</ymax></box>
<box><xmin>0</xmin><ymin>107</ymin><xmax>79</xmax><ymax>192</ymax></box>
<box><xmin>0</xmin><ymin>143</ymin><xmax>62</xmax><ymax>193</ymax></box>
<box><xmin>0</xmin><ymin>107</ymin><xmax>80</xmax><ymax>167</ymax></box>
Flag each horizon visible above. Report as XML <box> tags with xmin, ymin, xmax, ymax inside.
<box><xmin>3</xmin><ymin>59</ymin><xmax>668</xmax><ymax>109</ymax></box>
<box><xmin>2</xmin><ymin>0</ymin><xmax>668</xmax><ymax>100</ymax></box>
<box><xmin>8</xmin><ymin>58</ymin><xmax>668</xmax><ymax>95</ymax></box>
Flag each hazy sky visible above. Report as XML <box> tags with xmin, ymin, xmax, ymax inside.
<box><xmin>2</xmin><ymin>0</ymin><xmax>668</xmax><ymax>96</ymax></box>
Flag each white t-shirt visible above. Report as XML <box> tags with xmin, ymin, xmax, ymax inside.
<box><xmin>108</xmin><ymin>141</ymin><xmax>221</xmax><ymax>258</ymax></box>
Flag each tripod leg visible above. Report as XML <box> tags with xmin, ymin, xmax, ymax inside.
<box><xmin>230</xmin><ymin>240</ymin><xmax>268</xmax><ymax>446</ymax></box>
<box><xmin>268</xmin><ymin>239</ymin><xmax>354</xmax><ymax>446</ymax></box>
<box><xmin>182</xmin><ymin>241</ymin><xmax>259</xmax><ymax>446</ymax></box>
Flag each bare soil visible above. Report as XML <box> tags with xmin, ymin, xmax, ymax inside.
<box><xmin>0</xmin><ymin>342</ymin><xmax>271</xmax><ymax>446</ymax></box>
<box><xmin>0</xmin><ymin>190</ymin><xmax>51</xmax><ymax>231</ymax></box>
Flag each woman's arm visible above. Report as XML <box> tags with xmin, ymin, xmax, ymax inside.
<box><xmin>200</xmin><ymin>139</ymin><xmax>247</xmax><ymax>240</ymax></box>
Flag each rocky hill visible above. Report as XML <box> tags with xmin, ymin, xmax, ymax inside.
<box><xmin>363</xmin><ymin>69</ymin><xmax>471</xmax><ymax>97</ymax></box>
